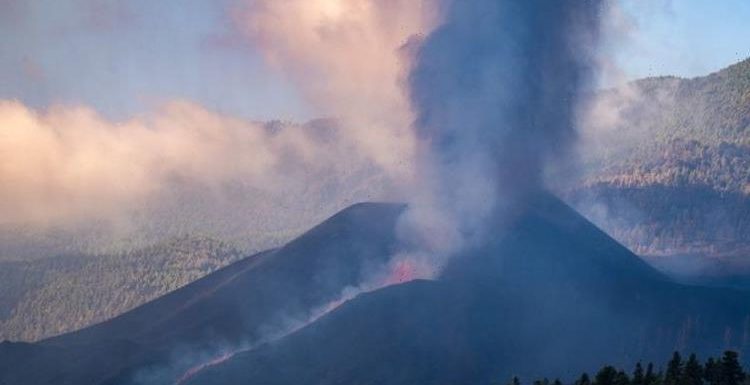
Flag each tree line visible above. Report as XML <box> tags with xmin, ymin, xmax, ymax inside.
<box><xmin>508</xmin><ymin>351</ymin><xmax>746</xmax><ymax>385</ymax></box>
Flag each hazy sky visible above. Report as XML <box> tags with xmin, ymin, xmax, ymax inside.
<box><xmin>617</xmin><ymin>0</ymin><xmax>750</xmax><ymax>80</ymax></box>
<box><xmin>0</xmin><ymin>0</ymin><xmax>748</xmax><ymax>122</ymax></box>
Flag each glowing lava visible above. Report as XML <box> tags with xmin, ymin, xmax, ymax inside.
<box><xmin>387</xmin><ymin>259</ymin><xmax>418</xmax><ymax>284</ymax></box>
<box><xmin>176</xmin><ymin>351</ymin><xmax>236</xmax><ymax>384</ymax></box>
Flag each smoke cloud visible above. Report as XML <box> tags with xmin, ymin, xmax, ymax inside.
<box><xmin>232</xmin><ymin>0</ymin><xmax>439</xmax><ymax>181</ymax></box>
<box><xmin>0</xmin><ymin>99</ymin><xmax>393</xmax><ymax>255</ymax></box>
<box><xmin>403</xmin><ymin>0</ymin><xmax>604</xmax><ymax>254</ymax></box>
<box><xmin>1</xmin><ymin>0</ymin><xmax>606</xmax><ymax>266</ymax></box>
<box><xmin>0</xmin><ymin>100</ymin><xmax>262</xmax><ymax>225</ymax></box>
<box><xmin>2</xmin><ymin>1</ymin><xmax>442</xmax><ymax>257</ymax></box>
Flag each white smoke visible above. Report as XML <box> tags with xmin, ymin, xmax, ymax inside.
<box><xmin>0</xmin><ymin>99</ymin><xmax>394</xmax><ymax>256</ymax></box>
<box><xmin>0</xmin><ymin>0</ymin><xmax>444</xmax><ymax>258</ymax></box>
<box><xmin>232</xmin><ymin>0</ymin><xmax>440</xmax><ymax>182</ymax></box>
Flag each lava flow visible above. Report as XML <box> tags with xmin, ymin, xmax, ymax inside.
<box><xmin>174</xmin><ymin>256</ymin><xmax>430</xmax><ymax>384</ymax></box>
<box><xmin>175</xmin><ymin>351</ymin><xmax>236</xmax><ymax>384</ymax></box>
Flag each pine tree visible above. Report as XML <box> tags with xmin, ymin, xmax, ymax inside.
<box><xmin>705</xmin><ymin>357</ymin><xmax>720</xmax><ymax>385</ymax></box>
<box><xmin>595</xmin><ymin>366</ymin><xmax>619</xmax><ymax>385</ymax></box>
<box><xmin>506</xmin><ymin>376</ymin><xmax>521</xmax><ymax>385</ymax></box>
<box><xmin>576</xmin><ymin>373</ymin><xmax>592</xmax><ymax>385</ymax></box>
<box><xmin>553</xmin><ymin>379</ymin><xmax>563</xmax><ymax>385</ymax></box>
<box><xmin>644</xmin><ymin>363</ymin><xmax>660</xmax><ymax>385</ymax></box>
<box><xmin>664</xmin><ymin>352</ymin><xmax>683</xmax><ymax>385</ymax></box>
<box><xmin>681</xmin><ymin>353</ymin><xmax>704</xmax><ymax>385</ymax></box>
<box><xmin>632</xmin><ymin>362</ymin><xmax>645</xmax><ymax>385</ymax></box>
<box><xmin>615</xmin><ymin>370</ymin><xmax>631</xmax><ymax>385</ymax></box>
<box><xmin>719</xmin><ymin>351</ymin><xmax>745</xmax><ymax>385</ymax></box>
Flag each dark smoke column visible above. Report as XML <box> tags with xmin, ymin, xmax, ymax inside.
<box><xmin>408</xmin><ymin>0</ymin><xmax>603</xmax><ymax>241</ymax></box>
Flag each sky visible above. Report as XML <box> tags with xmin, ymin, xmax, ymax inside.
<box><xmin>0</xmin><ymin>0</ymin><xmax>748</xmax><ymax>122</ymax></box>
<box><xmin>616</xmin><ymin>0</ymin><xmax>750</xmax><ymax>80</ymax></box>
<box><xmin>0</xmin><ymin>0</ymin><xmax>312</xmax><ymax>121</ymax></box>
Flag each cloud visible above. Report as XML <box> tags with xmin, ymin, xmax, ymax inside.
<box><xmin>0</xmin><ymin>100</ymin><xmax>391</xmax><ymax>253</ymax></box>
<box><xmin>230</xmin><ymin>0</ymin><xmax>607</xmax><ymax>263</ymax></box>
<box><xmin>0</xmin><ymin>0</ymin><xmax>441</xmax><ymax>256</ymax></box>
<box><xmin>0</xmin><ymin>1</ymin><xmax>613</xmax><ymax>261</ymax></box>
<box><xmin>232</xmin><ymin>0</ymin><xmax>439</xmax><ymax>181</ymax></box>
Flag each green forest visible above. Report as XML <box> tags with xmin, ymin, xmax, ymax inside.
<box><xmin>0</xmin><ymin>236</ymin><xmax>245</xmax><ymax>342</ymax></box>
<box><xmin>572</xmin><ymin>58</ymin><xmax>750</xmax><ymax>269</ymax></box>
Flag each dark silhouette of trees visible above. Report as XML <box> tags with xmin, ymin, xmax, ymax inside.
<box><xmin>664</xmin><ymin>352</ymin><xmax>683</xmax><ymax>385</ymax></box>
<box><xmin>644</xmin><ymin>362</ymin><xmax>660</xmax><ymax>385</ymax></box>
<box><xmin>705</xmin><ymin>357</ymin><xmax>721</xmax><ymax>385</ymax></box>
<box><xmin>720</xmin><ymin>351</ymin><xmax>745</xmax><ymax>385</ymax></box>
<box><xmin>681</xmin><ymin>353</ymin><xmax>704</xmax><ymax>385</ymax></box>
<box><xmin>595</xmin><ymin>366</ymin><xmax>619</xmax><ymax>385</ymax></box>
<box><xmin>615</xmin><ymin>370</ymin><xmax>630</xmax><ymax>385</ymax></box>
<box><xmin>515</xmin><ymin>351</ymin><xmax>746</xmax><ymax>385</ymax></box>
<box><xmin>575</xmin><ymin>373</ymin><xmax>591</xmax><ymax>385</ymax></box>
<box><xmin>632</xmin><ymin>362</ymin><xmax>645</xmax><ymax>385</ymax></box>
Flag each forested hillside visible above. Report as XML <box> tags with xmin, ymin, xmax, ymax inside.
<box><xmin>571</xmin><ymin>57</ymin><xmax>750</xmax><ymax>280</ymax></box>
<box><xmin>0</xmin><ymin>236</ymin><xmax>243</xmax><ymax>342</ymax></box>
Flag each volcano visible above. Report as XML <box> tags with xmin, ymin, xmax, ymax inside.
<box><xmin>2</xmin><ymin>193</ymin><xmax>749</xmax><ymax>385</ymax></box>
<box><xmin>179</xmin><ymin>193</ymin><xmax>750</xmax><ymax>385</ymax></box>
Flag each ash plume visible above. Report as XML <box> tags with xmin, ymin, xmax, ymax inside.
<box><xmin>403</xmin><ymin>0</ymin><xmax>605</xmax><ymax>253</ymax></box>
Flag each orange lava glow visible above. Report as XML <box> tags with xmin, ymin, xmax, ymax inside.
<box><xmin>175</xmin><ymin>352</ymin><xmax>236</xmax><ymax>385</ymax></box>
<box><xmin>386</xmin><ymin>259</ymin><xmax>418</xmax><ymax>285</ymax></box>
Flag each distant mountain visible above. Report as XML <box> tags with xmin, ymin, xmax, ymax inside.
<box><xmin>3</xmin><ymin>194</ymin><xmax>749</xmax><ymax>385</ymax></box>
<box><xmin>570</xmin><ymin>57</ymin><xmax>750</xmax><ymax>280</ymax></box>
<box><xmin>0</xmin><ymin>202</ymin><xmax>404</xmax><ymax>385</ymax></box>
